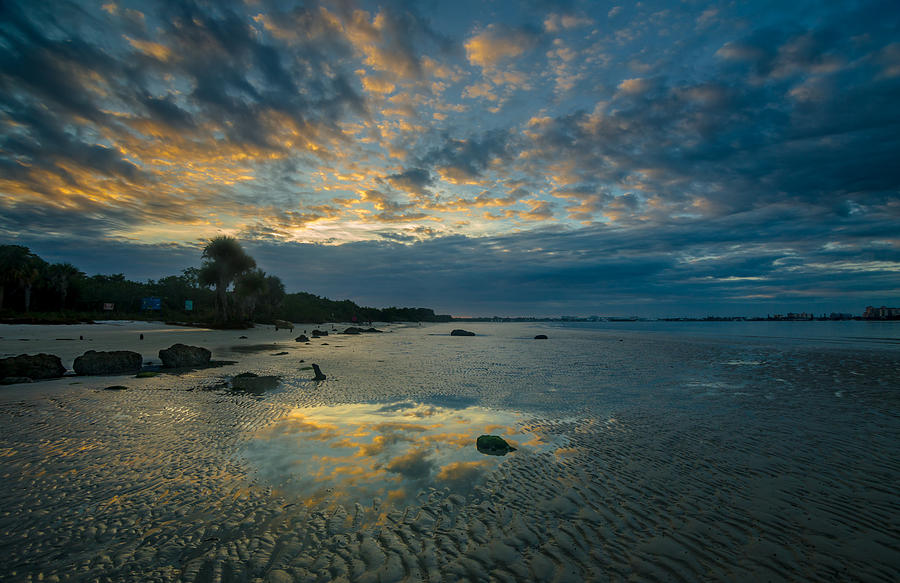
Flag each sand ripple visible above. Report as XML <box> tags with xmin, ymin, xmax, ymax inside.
<box><xmin>0</xmin><ymin>323</ymin><xmax>898</xmax><ymax>581</ymax></box>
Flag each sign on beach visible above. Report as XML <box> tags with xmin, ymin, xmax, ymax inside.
<box><xmin>103</xmin><ymin>302</ymin><xmax>114</xmax><ymax>311</ymax></box>
<box><xmin>185</xmin><ymin>300</ymin><xmax>193</xmax><ymax>311</ymax></box>
<box><xmin>141</xmin><ymin>297</ymin><xmax>162</xmax><ymax>310</ymax></box>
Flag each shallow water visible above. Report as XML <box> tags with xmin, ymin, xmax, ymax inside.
<box><xmin>0</xmin><ymin>321</ymin><xmax>898</xmax><ymax>581</ymax></box>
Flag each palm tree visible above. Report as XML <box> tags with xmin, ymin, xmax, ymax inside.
<box><xmin>0</xmin><ymin>245</ymin><xmax>29</xmax><ymax>310</ymax></box>
<box><xmin>0</xmin><ymin>245</ymin><xmax>45</xmax><ymax>312</ymax></box>
<box><xmin>235</xmin><ymin>268</ymin><xmax>268</xmax><ymax>322</ymax></box>
<box><xmin>199</xmin><ymin>236</ymin><xmax>256</xmax><ymax>322</ymax></box>
<box><xmin>45</xmin><ymin>262</ymin><xmax>84</xmax><ymax>310</ymax></box>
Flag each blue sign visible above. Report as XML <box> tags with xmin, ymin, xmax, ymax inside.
<box><xmin>142</xmin><ymin>297</ymin><xmax>162</xmax><ymax>310</ymax></box>
<box><xmin>184</xmin><ymin>300</ymin><xmax>193</xmax><ymax>311</ymax></box>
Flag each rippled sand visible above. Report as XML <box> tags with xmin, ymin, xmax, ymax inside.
<box><xmin>0</xmin><ymin>321</ymin><xmax>898</xmax><ymax>582</ymax></box>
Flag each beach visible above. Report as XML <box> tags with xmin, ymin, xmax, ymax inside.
<box><xmin>1</xmin><ymin>321</ymin><xmax>898</xmax><ymax>582</ymax></box>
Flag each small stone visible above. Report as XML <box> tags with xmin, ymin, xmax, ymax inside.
<box><xmin>158</xmin><ymin>344</ymin><xmax>211</xmax><ymax>368</ymax></box>
<box><xmin>231</xmin><ymin>373</ymin><xmax>281</xmax><ymax>392</ymax></box>
<box><xmin>73</xmin><ymin>350</ymin><xmax>142</xmax><ymax>375</ymax></box>
<box><xmin>476</xmin><ymin>435</ymin><xmax>516</xmax><ymax>456</ymax></box>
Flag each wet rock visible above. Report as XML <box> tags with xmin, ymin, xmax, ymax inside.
<box><xmin>158</xmin><ymin>344</ymin><xmax>211</xmax><ymax>368</ymax></box>
<box><xmin>311</xmin><ymin>330</ymin><xmax>328</xmax><ymax>337</ymax></box>
<box><xmin>312</xmin><ymin>364</ymin><xmax>326</xmax><ymax>381</ymax></box>
<box><xmin>0</xmin><ymin>376</ymin><xmax>34</xmax><ymax>385</ymax></box>
<box><xmin>73</xmin><ymin>350</ymin><xmax>142</xmax><ymax>376</ymax></box>
<box><xmin>103</xmin><ymin>385</ymin><xmax>128</xmax><ymax>391</ymax></box>
<box><xmin>450</xmin><ymin>329</ymin><xmax>476</xmax><ymax>336</ymax></box>
<box><xmin>267</xmin><ymin>570</ymin><xmax>293</xmax><ymax>583</ymax></box>
<box><xmin>295</xmin><ymin>335</ymin><xmax>310</xmax><ymax>342</ymax></box>
<box><xmin>343</xmin><ymin>327</ymin><xmax>362</xmax><ymax>334</ymax></box>
<box><xmin>476</xmin><ymin>435</ymin><xmax>517</xmax><ymax>456</ymax></box>
<box><xmin>0</xmin><ymin>353</ymin><xmax>66</xmax><ymax>380</ymax></box>
<box><xmin>364</xmin><ymin>327</ymin><xmax>384</xmax><ymax>333</ymax></box>
<box><xmin>273</xmin><ymin>319</ymin><xmax>294</xmax><ymax>331</ymax></box>
<box><xmin>231</xmin><ymin>373</ymin><xmax>281</xmax><ymax>393</ymax></box>
<box><xmin>534</xmin><ymin>334</ymin><xmax>548</xmax><ymax>339</ymax></box>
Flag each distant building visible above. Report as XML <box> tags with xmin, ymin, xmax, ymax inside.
<box><xmin>863</xmin><ymin>306</ymin><xmax>900</xmax><ymax>320</ymax></box>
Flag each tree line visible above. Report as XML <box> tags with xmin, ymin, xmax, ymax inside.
<box><xmin>0</xmin><ymin>238</ymin><xmax>451</xmax><ymax>325</ymax></box>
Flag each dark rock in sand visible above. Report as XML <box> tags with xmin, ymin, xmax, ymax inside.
<box><xmin>272</xmin><ymin>351</ymin><xmax>289</xmax><ymax>356</ymax></box>
<box><xmin>451</xmin><ymin>329</ymin><xmax>476</xmax><ymax>336</ymax></box>
<box><xmin>231</xmin><ymin>372</ymin><xmax>281</xmax><ymax>392</ymax></box>
<box><xmin>0</xmin><ymin>353</ymin><xmax>66</xmax><ymax>380</ymax></box>
<box><xmin>0</xmin><ymin>377</ymin><xmax>35</xmax><ymax>385</ymax></box>
<box><xmin>476</xmin><ymin>434</ymin><xmax>517</xmax><ymax>456</ymax></box>
<box><xmin>103</xmin><ymin>385</ymin><xmax>128</xmax><ymax>391</ymax></box>
<box><xmin>239</xmin><ymin>335</ymin><xmax>248</xmax><ymax>339</ymax></box>
<box><xmin>311</xmin><ymin>330</ymin><xmax>328</xmax><ymax>337</ymax></box>
<box><xmin>74</xmin><ymin>350</ymin><xmax>142</xmax><ymax>376</ymax></box>
<box><xmin>364</xmin><ymin>327</ymin><xmax>384</xmax><ymax>333</ymax></box>
<box><xmin>343</xmin><ymin>327</ymin><xmax>362</xmax><ymax>334</ymax></box>
<box><xmin>312</xmin><ymin>363</ymin><xmax>326</xmax><ymax>381</ymax></box>
<box><xmin>534</xmin><ymin>334</ymin><xmax>548</xmax><ymax>339</ymax></box>
<box><xmin>159</xmin><ymin>344</ymin><xmax>211</xmax><ymax>368</ymax></box>
<box><xmin>273</xmin><ymin>319</ymin><xmax>294</xmax><ymax>331</ymax></box>
<box><xmin>295</xmin><ymin>335</ymin><xmax>309</xmax><ymax>342</ymax></box>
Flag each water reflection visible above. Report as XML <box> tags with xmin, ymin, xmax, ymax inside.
<box><xmin>242</xmin><ymin>401</ymin><xmax>546</xmax><ymax>508</ymax></box>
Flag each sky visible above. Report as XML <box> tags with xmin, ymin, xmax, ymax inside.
<box><xmin>1</xmin><ymin>0</ymin><xmax>898</xmax><ymax>317</ymax></box>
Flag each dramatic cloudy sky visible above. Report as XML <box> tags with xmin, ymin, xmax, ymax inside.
<box><xmin>2</xmin><ymin>0</ymin><xmax>898</xmax><ymax>316</ymax></box>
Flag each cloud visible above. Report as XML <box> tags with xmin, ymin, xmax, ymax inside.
<box><xmin>423</xmin><ymin>129</ymin><xmax>513</xmax><ymax>183</ymax></box>
<box><xmin>2</xmin><ymin>0</ymin><xmax>899</xmax><ymax>315</ymax></box>
<box><xmin>386</xmin><ymin>168</ymin><xmax>434</xmax><ymax>195</ymax></box>
<box><xmin>465</xmin><ymin>25</ymin><xmax>536</xmax><ymax>69</ymax></box>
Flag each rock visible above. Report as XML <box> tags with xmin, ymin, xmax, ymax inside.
<box><xmin>0</xmin><ymin>377</ymin><xmax>34</xmax><ymax>385</ymax></box>
<box><xmin>476</xmin><ymin>435</ymin><xmax>517</xmax><ymax>456</ymax></box>
<box><xmin>343</xmin><ymin>327</ymin><xmax>362</xmax><ymax>334</ymax></box>
<box><xmin>158</xmin><ymin>344</ymin><xmax>211</xmax><ymax>368</ymax></box>
<box><xmin>0</xmin><ymin>353</ymin><xmax>66</xmax><ymax>380</ymax></box>
<box><xmin>534</xmin><ymin>334</ymin><xmax>548</xmax><ymax>339</ymax></box>
<box><xmin>311</xmin><ymin>330</ymin><xmax>328</xmax><ymax>337</ymax></box>
<box><xmin>295</xmin><ymin>335</ymin><xmax>309</xmax><ymax>342</ymax></box>
<box><xmin>267</xmin><ymin>570</ymin><xmax>293</xmax><ymax>583</ymax></box>
<box><xmin>272</xmin><ymin>351</ymin><xmax>289</xmax><ymax>356</ymax></box>
<box><xmin>239</xmin><ymin>335</ymin><xmax>248</xmax><ymax>339</ymax></box>
<box><xmin>450</xmin><ymin>329</ymin><xmax>476</xmax><ymax>336</ymax></box>
<box><xmin>231</xmin><ymin>372</ymin><xmax>281</xmax><ymax>393</ymax></box>
<box><xmin>364</xmin><ymin>327</ymin><xmax>384</xmax><ymax>333</ymax></box>
<box><xmin>273</xmin><ymin>319</ymin><xmax>294</xmax><ymax>331</ymax></box>
<box><xmin>103</xmin><ymin>385</ymin><xmax>128</xmax><ymax>391</ymax></box>
<box><xmin>312</xmin><ymin>364</ymin><xmax>326</xmax><ymax>381</ymax></box>
<box><xmin>73</xmin><ymin>350</ymin><xmax>142</xmax><ymax>375</ymax></box>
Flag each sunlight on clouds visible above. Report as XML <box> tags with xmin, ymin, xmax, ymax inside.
<box><xmin>465</xmin><ymin>27</ymin><xmax>531</xmax><ymax>69</ymax></box>
<box><xmin>125</xmin><ymin>36</ymin><xmax>172</xmax><ymax>61</ymax></box>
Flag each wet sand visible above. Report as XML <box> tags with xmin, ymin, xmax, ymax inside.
<box><xmin>0</xmin><ymin>321</ymin><xmax>898</xmax><ymax>582</ymax></box>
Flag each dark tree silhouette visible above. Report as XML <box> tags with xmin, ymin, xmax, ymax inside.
<box><xmin>0</xmin><ymin>245</ymin><xmax>46</xmax><ymax>312</ymax></box>
<box><xmin>45</xmin><ymin>262</ymin><xmax>84</xmax><ymax>310</ymax></box>
<box><xmin>199</xmin><ymin>236</ymin><xmax>256</xmax><ymax>322</ymax></box>
<box><xmin>234</xmin><ymin>268</ymin><xmax>268</xmax><ymax>322</ymax></box>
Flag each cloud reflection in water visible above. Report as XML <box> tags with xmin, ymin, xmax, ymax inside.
<box><xmin>242</xmin><ymin>402</ymin><xmax>546</xmax><ymax>508</ymax></box>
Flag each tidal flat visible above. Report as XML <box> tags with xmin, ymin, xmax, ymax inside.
<box><xmin>0</xmin><ymin>321</ymin><xmax>898</xmax><ymax>582</ymax></box>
